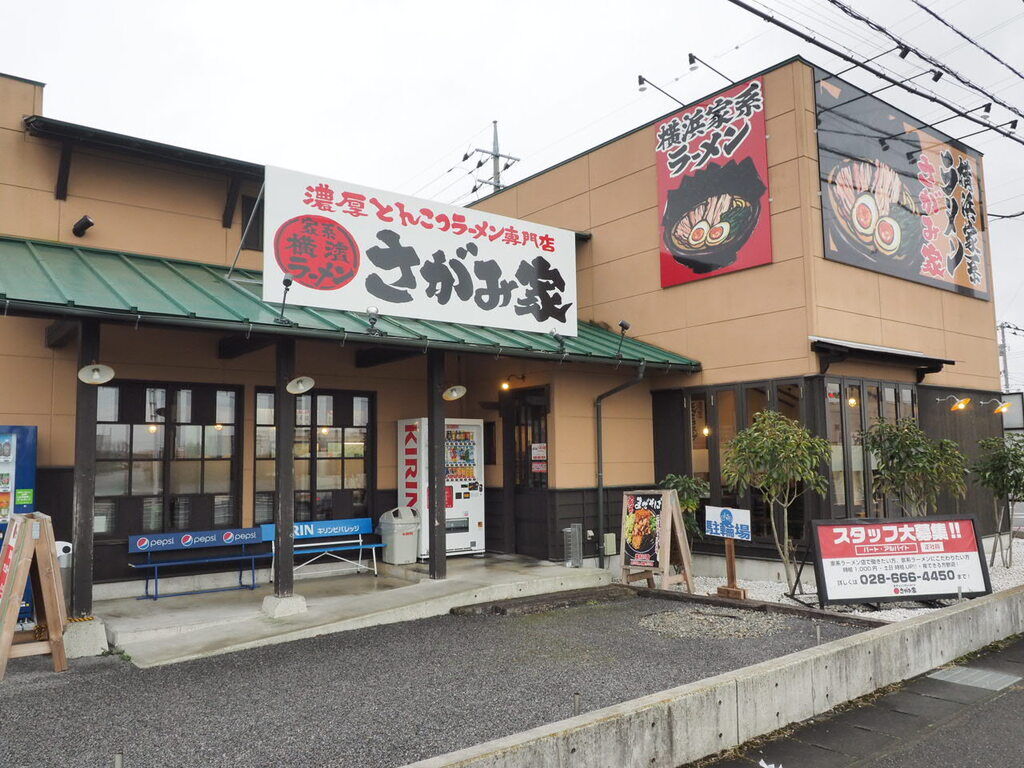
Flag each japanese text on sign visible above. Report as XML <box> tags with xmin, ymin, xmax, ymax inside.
<box><xmin>704</xmin><ymin>506</ymin><xmax>752</xmax><ymax>541</ymax></box>
<box><xmin>263</xmin><ymin>168</ymin><xmax>577</xmax><ymax>335</ymax></box>
<box><xmin>813</xmin><ymin>518</ymin><xmax>990</xmax><ymax>606</ymax></box>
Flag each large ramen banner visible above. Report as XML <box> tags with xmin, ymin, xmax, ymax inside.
<box><xmin>815</xmin><ymin>68</ymin><xmax>989</xmax><ymax>300</ymax></box>
<box><xmin>655</xmin><ymin>77</ymin><xmax>773</xmax><ymax>288</ymax></box>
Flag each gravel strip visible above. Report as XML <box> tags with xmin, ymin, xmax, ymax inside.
<box><xmin>0</xmin><ymin>597</ymin><xmax>860</xmax><ymax>768</ymax></box>
<box><xmin>640</xmin><ymin>608</ymin><xmax>794</xmax><ymax>639</ymax></box>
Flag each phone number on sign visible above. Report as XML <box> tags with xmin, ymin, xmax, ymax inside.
<box><xmin>858</xmin><ymin>569</ymin><xmax>963</xmax><ymax>586</ymax></box>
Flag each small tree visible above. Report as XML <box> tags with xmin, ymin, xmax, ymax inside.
<box><xmin>860</xmin><ymin>419</ymin><xmax>967</xmax><ymax>517</ymax></box>
<box><xmin>660</xmin><ymin>473</ymin><xmax>711</xmax><ymax>542</ymax></box>
<box><xmin>720</xmin><ymin>410</ymin><xmax>830</xmax><ymax>593</ymax></box>
<box><xmin>971</xmin><ymin>435</ymin><xmax>1024</xmax><ymax>568</ymax></box>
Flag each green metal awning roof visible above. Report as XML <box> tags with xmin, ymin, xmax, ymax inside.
<box><xmin>0</xmin><ymin>236</ymin><xmax>700</xmax><ymax>371</ymax></box>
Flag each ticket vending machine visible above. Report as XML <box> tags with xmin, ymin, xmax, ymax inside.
<box><xmin>0</xmin><ymin>426</ymin><xmax>38</xmax><ymax>625</ymax></box>
<box><xmin>397</xmin><ymin>418</ymin><xmax>485</xmax><ymax>558</ymax></box>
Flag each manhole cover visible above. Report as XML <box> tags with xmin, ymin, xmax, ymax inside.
<box><xmin>928</xmin><ymin>666</ymin><xmax>1021</xmax><ymax>691</ymax></box>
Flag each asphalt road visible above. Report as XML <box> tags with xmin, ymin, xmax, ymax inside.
<box><xmin>0</xmin><ymin>596</ymin><xmax>858</xmax><ymax>768</ymax></box>
<box><xmin>704</xmin><ymin>636</ymin><xmax>1024</xmax><ymax>768</ymax></box>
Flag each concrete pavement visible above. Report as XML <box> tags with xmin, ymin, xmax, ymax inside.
<box><xmin>702</xmin><ymin>635</ymin><xmax>1024</xmax><ymax>767</ymax></box>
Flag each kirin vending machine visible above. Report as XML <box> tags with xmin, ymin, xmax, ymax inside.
<box><xmin>0</xmin><ymin>426</ymin><xmax>38</xmax><ymax>625</ymax></box>
<box><xmin>397</xmin><ymin>418</ymin><xmax>485</xmax><ymax>558</ymax></box>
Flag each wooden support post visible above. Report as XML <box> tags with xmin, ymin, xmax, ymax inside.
<box><xmin>426</xmin><ymin>349</ymin><xmax>446</xmax><ymax>580</ymax></box>
<box><xmin>717</xmin><ymin>538</ymin><xmax>748</xmax><ymax>600</ymax></box>
<box><xmin>274</xmin><ymin>338</ymin><xmax>296</xmax><ymax>597</ymax></box>
<box><xmin>70</xmin><ymin>319</ymin><xmax>99</xmax><ymax>618</ymax></box>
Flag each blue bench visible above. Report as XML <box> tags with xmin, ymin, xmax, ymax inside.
<box><xmin>127</xmin><ymin>527</ymin><xmax>271</xmax><ymax>600</ymax></box>
<box><xmin>261</xmin><ymin>518</ymin><xmax>383</xmax><ymax>577</ymax></box>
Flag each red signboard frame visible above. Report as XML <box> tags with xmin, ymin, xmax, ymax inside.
<box><xmin>655</xmin><ymin>77</ymin><xmax>773</xmax><ymax>288</ymax></box>
<box><xmin>811</xmin><ymin>516</ymin><xmax>992</xmax><ymax>607</ymax></box>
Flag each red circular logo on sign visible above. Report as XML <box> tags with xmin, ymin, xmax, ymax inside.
<box><xmin>274</xmin><ymin>215</ymin><xmax>360</xmax><ymax>291</ymax></box>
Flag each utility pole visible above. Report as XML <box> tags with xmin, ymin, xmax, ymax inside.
<box><xmin>469</xmin><ymin>121</ymin><xmax>520</xmax><ymax>195</ymax></box>
<box><xmin>1000</xmin><ymin>322</ymin><xmax>1010</xmax><ymax>393</ymax></box>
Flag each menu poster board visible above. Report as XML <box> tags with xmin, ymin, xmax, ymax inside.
<box><xmin>812</xmin><ymin>516</ymin><xmax>991</xmax><ymax>607</ymax></box>
<box><xmin>623</xmin><ymin>492</ymin><xmax>663</xmax><ymax>568</ymax></box>
<box><xmin>620</xmin><ymin>489</ymin><xmax>694</xmax><ymax>592</ymax></box>
<box><xmin>815</xmin><ymin>67</ymin><xmax>989</xmax><ymax>300</ymax></box>
<box><xmin>655</xmin><ymin>77</ymin><xmax>773</xmax><ymax>288</ymax></box>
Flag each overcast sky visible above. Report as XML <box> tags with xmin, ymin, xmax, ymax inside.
<box><xmin>4</xmin><ymin>0</ymin><xmax>1024</xmax><ymax>387</ymax></box>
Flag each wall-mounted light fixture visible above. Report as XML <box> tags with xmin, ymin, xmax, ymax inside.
<box><xmin>366</xmin><ymin>306</ymin><xmax>386</xmax><ymax>336</ymax></box>
<box><xmin>500</xmin><ymin>374</ymin><xmax>526</xmax><ymax>391</ymax></box>
<box><xmin>77</xmin><ymin>363</ymin><xmax>115</xmax><ymax>385</ymax></box>
<box><xmin>72</xmin><ymin>215</ymin><xmax>94</xmax><ymax>238</ymax></box>
<box><xmin>937</xmin><ymin>394</ymin><xmax>971</xmax><ymax>412</ymax></box>
<box><xmin>701</xmin><ymin>425</ymin><xmax>711</xmax><ymax>437</ymax></box>
<box><xmin>847</xmin><ymin>395</ymin><xmax>859</xmax><ymax>407</ymax></box>
<box><xmin>980</xmin><ymin>398</ymin><xmax>1013</xmax><ymax>414</ymax></box>
<box><xmin>285</xmin><ymin>376</ymin><xmax>315</xmax><ymax>395</ymax></box>
<box><xmin>442</xmin><ymin>385</ymin><xmax>467</xmax><ymax>402</ymax></box>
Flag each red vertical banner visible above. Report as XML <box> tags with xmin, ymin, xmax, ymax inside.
<box><xmin>656</xmin><ymin>78</ymin><xmax>773</xmax><ymax>288</ymax></box>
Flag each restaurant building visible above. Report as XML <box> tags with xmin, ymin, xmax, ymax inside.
<box><xmin>0</xmin><ymin>56</ymin><xmax>1005</xmax><ymax>615</ymax></box>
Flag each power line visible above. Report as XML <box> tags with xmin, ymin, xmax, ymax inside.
<box><xmin>990</xmin><ymin>210</ymin><xmax>1024</xmax><ymax>220</ymax></box>
<box><xmin>822</xmin><ymin>0</ymin><xmax>1024</xmax><ymax>123</ymax></box>
<box><xmin>723</xmin><ymin>0</ymin><xmax>1024</xmax><ymax>149</ymax></box>
<box><xmin>910</xmin><ymin>0</ymin><xmax>1024</xmax><ymax>84</ymax></box>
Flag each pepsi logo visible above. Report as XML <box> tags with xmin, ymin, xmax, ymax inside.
<box><xmin>222</xmin><ymin>531</ymin><xmax>235</xmax><ymax>544</ymax></box>
<box><xmin>137</xmin><ymin>537</ymin><xmax>150</xmax><ymax>550</ymax></box>
<box><xmin>181</xmin><ymin>534</ymin><xmax>194</xmax><ymax>547</ymax></box>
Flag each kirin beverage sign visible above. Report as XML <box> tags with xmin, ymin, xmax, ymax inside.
<box><xmin>263</xmin><ymin>167</ymin><xmax>578</xmax><ymax>336</ymax></box>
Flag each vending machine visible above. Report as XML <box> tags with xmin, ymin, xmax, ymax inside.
<box><xmin>397</xmin><ymin>418</ymin><xmax>485</xmax><ymax>558</ymax></box>
<box><xmin>0</xmin><ymin>426</ymin><xmax>38</xmax><ymax>625</ymax></box>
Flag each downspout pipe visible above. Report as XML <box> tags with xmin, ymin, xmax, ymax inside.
<box><xmin>595</xmin><ymin>360</ymin><xmax>646</xmax><ymax>569</ymax></box>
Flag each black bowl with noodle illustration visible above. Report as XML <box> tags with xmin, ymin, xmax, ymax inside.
<box><xmin>662</xmin><ymin>158</ymin><xmax>767</xmax><ymax>274</ymax></box>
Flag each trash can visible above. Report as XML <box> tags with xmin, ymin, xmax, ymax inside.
<box><xmin>377</xmin><ymin>507</ymin><xmax>420</xmax><ymax>565</ymax></box>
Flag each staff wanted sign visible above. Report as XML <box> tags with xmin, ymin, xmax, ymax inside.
<box><xmin>812</xmin><ymin>517</ymin><xmax>991</xmax><ymax>606</ymax></box>
<box><xmin>263</xmin><ymin>167</ymin><xmax>577</xmax><ymax>336</ymax></box>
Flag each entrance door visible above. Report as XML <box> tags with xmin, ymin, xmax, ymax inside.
<box><xmin>500</xmin><ymin>387</ymin><xmax>550</xmax><ymax>558</ymax></box>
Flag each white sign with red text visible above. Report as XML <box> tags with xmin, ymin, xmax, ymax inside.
<box><xmin>263</xmin><ymin>167</ymin><xmax>577</xmax><ymax>335</ymax></box>
<box><xmin>813</xmin><ymin>517</ymin><xmax>990</xmax><ymax>605</ymax></box>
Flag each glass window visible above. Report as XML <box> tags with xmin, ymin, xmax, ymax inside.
<box><xmin>353</xmin><ymin>396</ymin><xmax>369</xmax><ymax>427</ymax></box>
<box><xmin>94</xmin><ymin>500</ymin><xmax>115</xmax><ymax>534</ymax></box>
<box><xmin>256</xmin><ymin>427</ymin><xmax>276</xmax><ymax>460</ymax></box>
<box><xmin>204</xmin><ymin>461</ymin><xmax>231</xmax><ymax>494</ymax></box>
<box><xmin>317</xmin><ymin>427</ymin><xmax>344</xmax><ymax>458</ymax></box>
<box><xmin>899</xmin><ymin>387</ymin><xmax>916</xmax><ymax>420</ymax></box>
<box><xmin>96</xmin><ymin>462</ymin><xmax>129</xmax><ymax>496</ymax></box>
<box><xmin>174</xmin><ymin>425</ymin><xmax>203</xmax><ymax>459</ymax></box>
<box><xmin>255</xmin><ymin>459</ymin><xmax>276</xmax><ymax>492</ymax></box>
<box><xmin>745</xmin><ymin>385</ymin><xmax>769</xmax><ymax>425</ymax></box>
<box><xmin>213</xmin><ymin>495</ymin><xmax>233</xmax><ymax>527</ymax></box>
<box><xmin>317</xmin><ymin>395</ymin><xmax>334</xmax><ymax>426</ymax></box>
<box><xmin>254</xmin><ymin>492</ymin><xmax>274</xmax><ymax>525</ymax></box>
<box><xmin>131</xmin><ymin>461</ymin><xmax>162</xmax><ymax>496</ymax></box>
<box><xmin>97</xmin><ymin>387</ymin><xmax>119</xmax><ymax>422</ymax></box>
<box><xmin>882</xmin><ymin>386</ymin><xmax>897</xmax><ymax>424</ymax></box>
<box><xmin>141</xmin><ymin>497</ymin><xmax>162</xmax><ymax>532</ymax></box>
<box><xmin>716</xmin><ymin>390</ymin><xmax>739</xmax><ymax>507</ymax></box>
<box><xmin>216</xmin><ymin>391</ymin><xmax>236</xmax><ymax>425</ymax></box>
<box><xmin>316</xmin><ymin>459</ymin><xmax>343</xmax><ymax>490</ymax></box>
<box><xmin>294</xmin><ymin>428</ymin><xmax>311</xmax><ymax>459</ymax></box>
<box><xmin>176</xmin><ymin>389</ymin><xmax>192</xmax><ymax>423</ymax></box>
<box><xmin>204</xmin><ymin>425</ymin><xmax>234</xmax><ymax>459</ymax></box>
<box><xmin>172</xmin><ymin>497</ymin><xmax>191</xmax><ymax>530</ymax></box>
<box><xmin>344</xmin><ymin>459</ymin><xmax>366</xmax><ymax>490</ymax></box>
<box><xmin>777</xmin><ymin>383</ymin><xmax>801</xmax><ymax>421</ymax></box>
<box><xmin>296</xmin><ymin>395</ymin><xmax>312</xmax><ymax>426</ymax></box>
<box><xmin>132</xmin><ymin>425</ymin><xmax>164</xmax><ymax>459</ymax></box>
<box><xmin>825</xmin><ymin>382</ymin><xmax>846</xmax><ymax>516</ymax></box>
<box><xmin>689</xmin><ymin>393</ymin><xmax>710</xmax><ymax>484</ymax></box>
<box><xmin>294</xmin><ymin>459</ymin><xmax>310</xmax><ymax>491</ymax></box>
<box><xmin>170</xmin><ymin>461</ymin><xmax>201</xmax><ymax>494</ymax></box>
<box><xmin>344</xmin><ymin>428</ymin><xmax>366</xmax><ymax>458</ymax></box>
<box><xmin>256</xmin><ymin>392</ymin><xmax>275</xmax><ymax>425</ymax></box>
<box><xmin>847</xmin><ymin>384</ymin><xmax>866</xmax><ymax>517</ymax></box>
<box><xmin>96</xmin><ymin>425</ymin><xmax>129</xmax><ymax>459</ymax></box>
<box><xmin>145</xmin><ymin>388</ymin><xmax>166</xmax><ymax>423</ymax></box>
<box><xmin>295</xmin><ymin>492</ymin><xmax>312</xmax><ymax>522</ymax></box>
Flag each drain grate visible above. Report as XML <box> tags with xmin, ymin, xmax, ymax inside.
<box><xmin>928</xmin><ymin>666</ymin><xmax>1022</xmax><ymax>691</ymax></box>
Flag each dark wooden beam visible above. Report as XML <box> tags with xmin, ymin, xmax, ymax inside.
<box><xmin>222</xmin><ymin>176</ymin><xmax>241</xmax><ymax>229</ymax></box>
<box><xmin>71</xmin><ymin>319</ymin><xmax>99</xmax><ymax>617</ymax></box>
<box><xmin>217</xmin><ymin>334</ymin><xmax>274</xmax><ymax>360</ymax></box>
<box><xmin>426</xmin><ymin>349</ymin><xmax>446</xmax><ymax>580</ymax></box>
<box><xmin>355</xmin><ymin>346</ymin><xmax>420</xmax><ymax>369</ymax></box>
<box><xmin>274</xmin><ymin>337</ymin><xmax>296</xmax><ymax>598</ymax></box>
<box><xmin>44</xmin><ymin>320</ymin><xmax>78</xmax><ymax>349</ymax></box>
<box><xmin>55</xmin><ymin>141</ymin><xmax>73</xmax><ymax>201</ymax></box>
